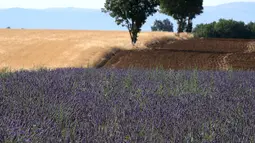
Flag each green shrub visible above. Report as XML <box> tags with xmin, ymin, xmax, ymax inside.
<box><xmin>246</xmin><ymin>22</ymin><xmax>255</xmax><ymax>38</ymax></box>
<box><xmin>193</xmin><ymin>19</ymin><xmax>254</xmax><ymax>39</ymax></box>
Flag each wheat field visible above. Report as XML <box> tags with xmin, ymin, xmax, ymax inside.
<box><xmin>0</xmin><ymin>29</ymin><xmax>192</xmax><ymax>71</ymax></box>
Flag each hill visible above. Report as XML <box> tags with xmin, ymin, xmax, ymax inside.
<box><xmin>0</xmin><ymin>2</ymin><xmax>255</xmax><ymax>31</ymax></box>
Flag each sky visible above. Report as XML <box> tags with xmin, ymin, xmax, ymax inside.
<box><xmin>0</xmin><ymin>0</ymin><xmax>255</xmax><ymax>9</ymax></box>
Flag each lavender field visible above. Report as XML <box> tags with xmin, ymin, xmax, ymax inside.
<box><xmin>1</xmin><ymin>67</ymin><xmax>255</xmax><ymax>142</ymax></box>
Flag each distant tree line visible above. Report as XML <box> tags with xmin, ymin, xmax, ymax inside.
<box><xmin>193</xmin><ymin>19</ymin><xmax>255</xmax><ymax>39</ymax></box>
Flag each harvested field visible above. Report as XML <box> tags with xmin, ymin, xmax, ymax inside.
<box><xmin>0</xmin><ymin>29</ymin><xmax>192</xmax><ymax>71</ymax></box>
<box><xmin>149</xmin><ymin>38</ymin><xmax>255</xmax><ymax>53</ymax></box>
<box><xmin>102</xmin><ymin>49</ymin><xmax>227</xmax><ymax>70</ymax></box>
<box><xmin>2</xmin><ymin>29</ymin><xmax>255</xmax><ymax>71</ymax></box>
<box><xmin>102</xmin><ymin>38</ymin><xmax>255</xmax><ymax>71</ymax></box>
<box><xmin>227</xmin><ymin>53</ymin><xmax>255</xmax><ymax>69</ymax></box>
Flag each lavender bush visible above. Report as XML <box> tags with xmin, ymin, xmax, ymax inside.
<box><xmin>1</xmin><ymin>67</ymin><xmax>255</xmax><ymax>142</ymax></box>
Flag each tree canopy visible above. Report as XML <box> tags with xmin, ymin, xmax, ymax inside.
<box><xmin>159</xmin><ymin>0</ymin><xmax>203</xmax><ymax>33</ymax></box>
<box><xmin>193</xmin><ymin>19</ymin><xmax>255</xmax><ymax>39</ymax></box>
<box><xmin>151</xmin><ymin>19</ymin><xmax>174</xmax><ymax>32</ymax></box>
<box><xmin>102</xmin><ymin>0</ymin><xmax>159</xmax><ymax>45</ymax></box>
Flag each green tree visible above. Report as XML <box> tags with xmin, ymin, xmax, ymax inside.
<box><xmin>213</xmin><ymin>19</ymin><xmax>249</xmax><ymax>38</ymax></box>
<box><xmin>246</xmin><ymin>22</ymin><xmax>255</xmax><ymax>38</ymax></box>
<box><xmin>102</xmin><ymin>0</ymin><xmax>159</xmax><ymax>45</ymax></box>
<box><xmin>193</xmin><ymin>19</ymin><xmax>253</xmax><ymax>39</ymax></box>
<box><xmin>185</xmin><ymin>0</ymin><xmax>203</xmax><ymax>32</ymax></box>
<box><xmin>193</xmin><ymin>22</ymin><xmax>217</xmax><ymax>38</ymax></box>
<box><xmin>151</xmin><ymin>18</ymin><xmax>174</xmax><ymax>32</ymax></box>
<box><xmin>159</xmin><ymin>0</ymin><xmax>203</xmax><ymax>33</ymax></box>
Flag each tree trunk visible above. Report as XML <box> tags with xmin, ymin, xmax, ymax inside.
<box><xmin>177</xmin><ymin>18</ymin><xmax>186</xmax><ymax>33</ymax></box>
<box><xmin>186</xmin><ymin>17</ymin><xmax>193</xmax><ymax>32</ymax></box>
<box><xmin>132</xmin><ymin>31</ymin><xmax>138</xmax><ymax>45</ymax></box>
<box><xmin>127</xmin><ymin>20</ymin><xmax>138</xmax><ymax>46</ymax></box>
<box><xmin>177</xmin><ymin>20</ymin><xmax>183</xmax><ymax>33</ymax></box>
<box><xmin>128</xmin><ymin>30</ymin><xmax>135</xmax><ymax>46</ymax></box>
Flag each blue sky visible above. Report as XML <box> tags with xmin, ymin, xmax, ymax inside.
<box><xmin>0</xmin><ymin>0</ymin><xmax>255</xmax><ymax>9</ymax></box>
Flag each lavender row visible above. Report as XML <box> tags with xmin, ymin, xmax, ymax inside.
<box><xmin>1</xmin><ymin>68</ymin><xmax>255</xmax><ymax>142</ymax></box>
